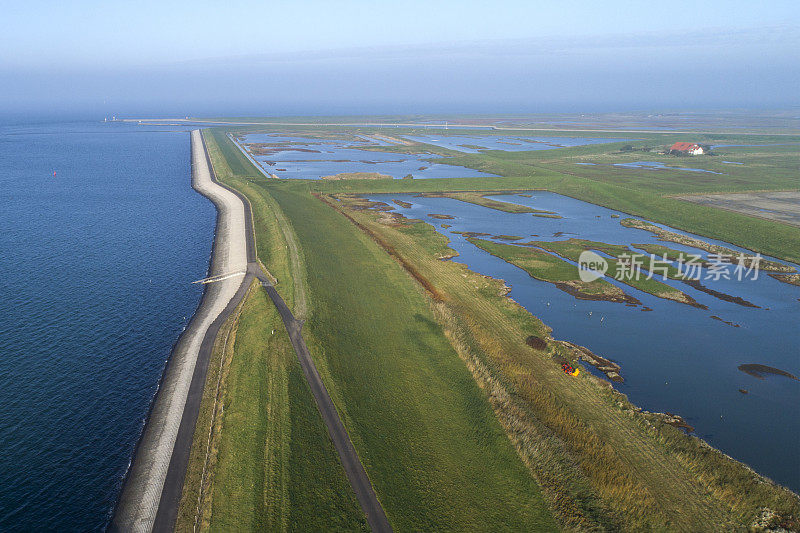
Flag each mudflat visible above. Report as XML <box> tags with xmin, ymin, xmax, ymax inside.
<box><xmin>675</xmin><ymin>191</ymin><xmax>800</xmax><ymax>228</ymax></box>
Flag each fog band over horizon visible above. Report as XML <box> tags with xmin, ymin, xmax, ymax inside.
<box><xmin>2</xmin><ymin>25</ymin><xmax>798</xmax><ymax>117</ymax></box>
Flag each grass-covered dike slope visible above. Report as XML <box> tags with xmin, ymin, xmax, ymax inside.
<box><xmin>175</xmin><ymin>283</ymin><xmax>368</xmax><ymax>531</ymax></box>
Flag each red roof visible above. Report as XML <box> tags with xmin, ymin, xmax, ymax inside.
<box><xmin>670</xmin><ymin>142</ymin><xmax>701</xmax><ymax>152</ymax></box>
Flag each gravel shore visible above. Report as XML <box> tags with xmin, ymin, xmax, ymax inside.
<box><xmin>112</xmin><ymin>130</ymin><xmax>248</xmax><ymax>532</ymax></box>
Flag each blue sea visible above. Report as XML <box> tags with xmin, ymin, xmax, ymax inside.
<box><xmin>0</xmin><ymin>118</ymin><xmax>215</xmax><ymax>530</ymax></box>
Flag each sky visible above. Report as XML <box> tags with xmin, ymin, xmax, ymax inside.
<box><xmin>1</xmin><ymin>0</ymin><xmax>798</xmax><ymax>116</ymax></box>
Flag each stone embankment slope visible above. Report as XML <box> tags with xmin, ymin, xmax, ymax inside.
<box><xmin>112</xmin><ymin>130</ymin><xmax>247</xmax><ymax>532</ymax></box>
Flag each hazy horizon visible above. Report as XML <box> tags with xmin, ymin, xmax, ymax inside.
<box><xmin>2</xmin><ymin>1</ymin><xmax>798</xmax><ymax>117</ymax></box>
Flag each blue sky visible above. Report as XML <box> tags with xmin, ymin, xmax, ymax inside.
<box><xmin>1</xmin><ymin>1</ymin><xmax>798</xmax><ymax>115</ymax></box>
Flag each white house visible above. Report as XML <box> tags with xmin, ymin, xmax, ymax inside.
<box><xmin>669</xmin><ymin>142</ymin><xmax>704</xmax><ymax>155</ymax></box>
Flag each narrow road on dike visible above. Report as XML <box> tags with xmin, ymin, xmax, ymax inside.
<box><xmin>152</xmin><ymin>132</ymin><xmax>391</xmax><ymax>532</ymax></box>
<box><xmin>258</xmin><ymin>278</ymin><xmax>392</xmax><ymax>533</ymax></box>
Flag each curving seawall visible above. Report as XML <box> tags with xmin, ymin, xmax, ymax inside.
<box><xmin>112</xmin><ymin>130</ymin><xmax>248</xmax><ymax>532</ymax></box>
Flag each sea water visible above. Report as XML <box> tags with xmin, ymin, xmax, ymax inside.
<box><xmin>0</xmin><ymin>118</ymin><xmax>215</xmax><ymax>530</ymax></box>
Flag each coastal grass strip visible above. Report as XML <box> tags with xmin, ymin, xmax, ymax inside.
<box><xmin>204</xmin><ymin>128</ymin><xmax>263</xmax><ymax>182</ymax></box>
<box><xmin>418</xmin><ymin>191</ymin><xmax>548</xmax><ymax>214</ymax></box>
<box><xmin>175</xmin><ymin>282</ymin><xmax>250</xmax><ymax>532</ymax></box>
<box><xmin>265</xmin><ymin>183</ymin><xmax>558</xmax><ymax>531</ymax></box>
<box><xmin>227</xmin><ymin>178</ymin><xmax>309</xmax><ymax>318</ymax></box>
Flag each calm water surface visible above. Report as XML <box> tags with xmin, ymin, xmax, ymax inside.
<box><xmin>613</xmin><ymin>161</ymin><xmax>723</xmax><ymax>174</ymax></box>
<box><xmin>367</xmin><ymin>192</ymin><xmax>800</xmax><ymax>492</ymax></box>
<box><xmin>401</xmin><ymin>134</ymin><xmax>627</xmax><ymax>153</ymax></box>
<box><xmin>0</xmin><ymin>119</ymin><xmax>215</xmax><ymax>530</ymax></box>
<box><xmin>238</xmin><ymin>133</ymin><xmax>500</xmax><ymax>179</ymax></box>
<box><xmin>237</xmin><ymin>132</ymin><xmax>631</xmax><ymax>179</ymax></box>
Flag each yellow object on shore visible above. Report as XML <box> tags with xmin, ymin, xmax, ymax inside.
<box><xmin>571</xmin><ymin>368</ymin><xmax>580</xmax><ymax>376</ymax></box>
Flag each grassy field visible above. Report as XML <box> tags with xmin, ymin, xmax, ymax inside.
<box><xmin>205</xmin><ymin>129</ymin><xmax>263</xmax><ymax>182</ymax></box>
<box><xmin>619</xmin><ymin>218</ymin><xmax>793</xmax><ymax>272</ymax></box>
<box><xmin>251</xmin><ymin>183</ymin><xmax>557</xmax><ymax>530</ymax></box>
<box><xmin>631</xmin><ymin>242</ymin><xmax>709</xmax><ymax>265</ymax></box>
<box><xmin>177</xmin><ymin>284</ymin><xmax>368</xmax><ymax>532</ymax></box>
<box><xmin>203</xmin><ymin>129</ymin><xmax>559</xmax><ymax>531</ymax></box>
<box><xmin>189</xmin><ymin>125</ymin><xmax>800</xmax><ymax>531</ymax></box>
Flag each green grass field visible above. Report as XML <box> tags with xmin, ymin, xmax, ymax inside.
<box><xmin>210</xmin><ymin>287</ymin><xmax>367</xmax><ymax>531</ymax></box>
<box><xmin>254</xmin><ymin>184</ymin><xmax>557</xmax><ymax>531</ymax></box>
<box><xmin>200</xmin><ymin>129</ymin><xmax>559</xmax><ymax>530</ymax></box>
<box><xmin>185</xmin><ymin>124</ymin><xmax>800</xmax><ymax>531</ymax></box>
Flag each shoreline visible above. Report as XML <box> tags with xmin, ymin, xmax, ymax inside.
<box><xmin>111</xmin><ymin>130</ymin><xmax>248</xmax><ymax>532</ymax></box>
<box><xmin>118</xmin><ymin>117</ymin><xmax>800</xmax><ymax>136</ymax></box>
<box><xmin>226</xmin><ymin>132</ymin><xmax>273</xmax><ymax>179</ymax></box>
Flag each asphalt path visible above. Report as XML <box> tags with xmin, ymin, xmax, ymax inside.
<box><xmin>259</xmin><ymin>280</ymin><xmax>392</xmax><ymax>532</ymax></box>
